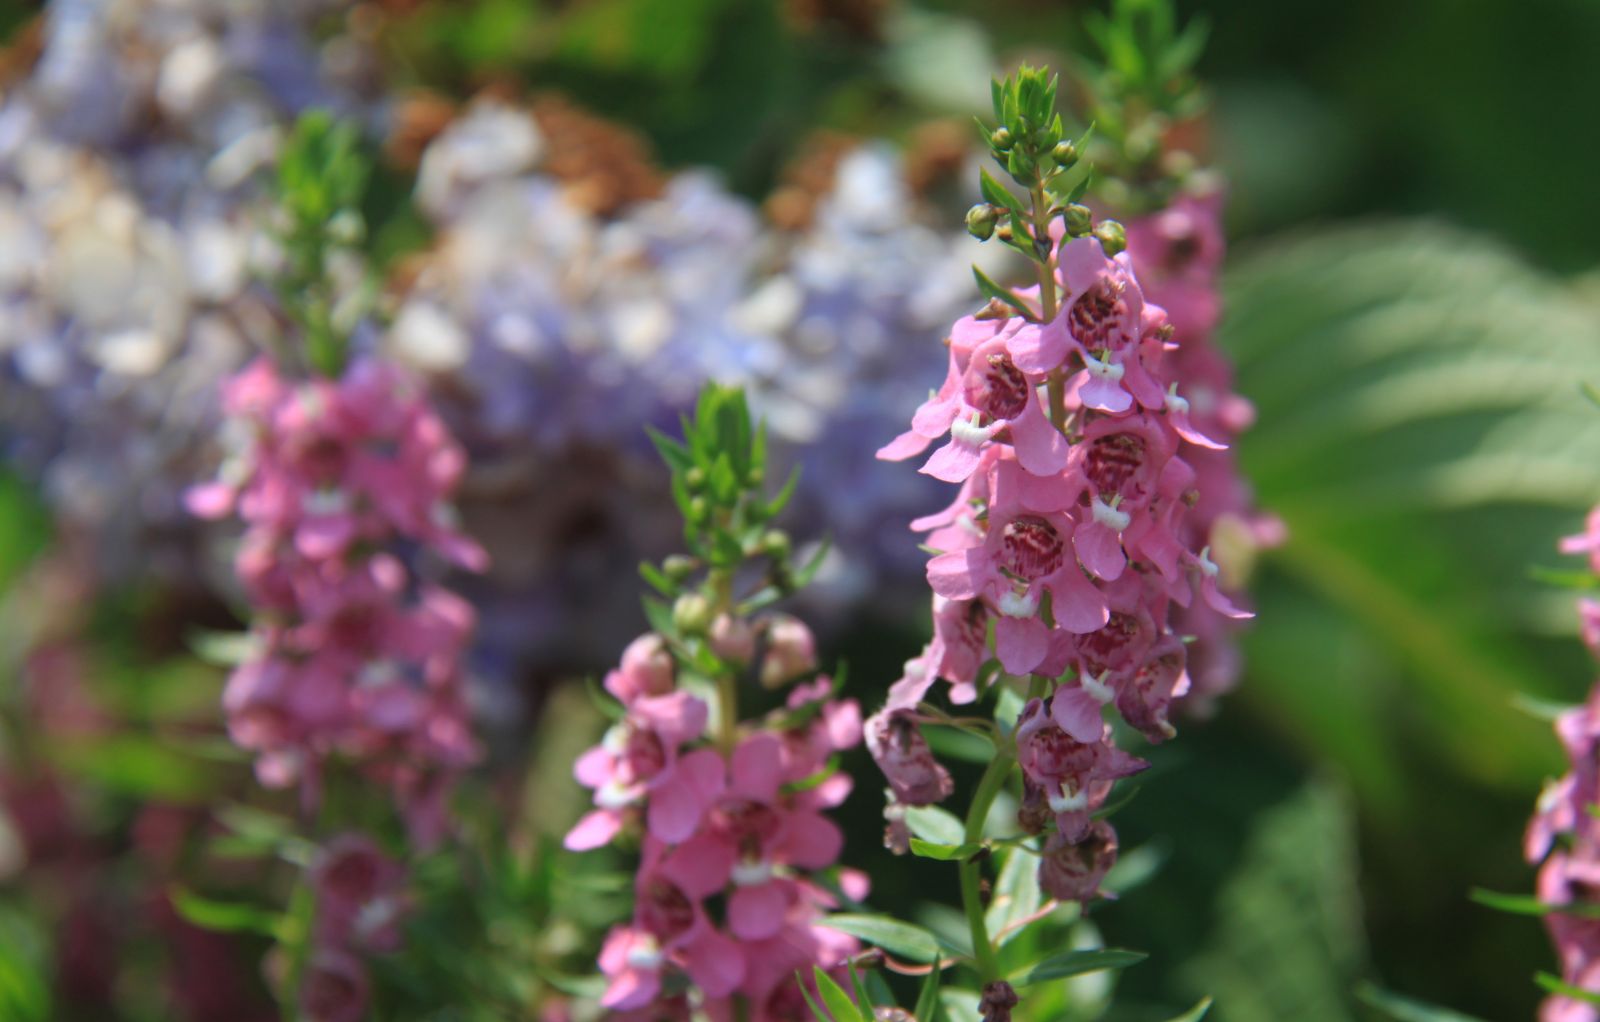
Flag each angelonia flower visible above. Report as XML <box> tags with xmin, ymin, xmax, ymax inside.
<box><xmin>187</xmin><ymin>355</ymin><xmax>488</xmax><ymax>846</ymax></box>
<box><xmin>867</xmin><ymin>67</ymin><xmax>1253</xmax><ymax>908</ymax></box>
<box><xmin>1124</xmin><ymin>189</ymin><xmax>1283</xmax><ymax>707</ymax></box>
<box><xmin>564</xmin><ymin>386</ymin><xmax>868</xmax><ymax>1021</ymax></box>
<box><xmin>1525</xmin><ymin>512</ymin><xmax>1600</xmax><ymax>1020</ymax></box>
<box><xmin>0</xmin><ymin>0</ymin><xmax>379</xmax><ymax>586</ymax></box>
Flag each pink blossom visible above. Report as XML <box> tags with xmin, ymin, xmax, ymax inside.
<box><xmin>310</xmin><ymin>835</ymin><xmax>409</xmax><ymax>953</ymax></box>
<box><xmin>865</xmin><ymin>709</ymin><xmax>954</xmax><ymax>807</ymax></box>
<box><xmin>300</xmin><ymin>948</ymin><xmax>370</xmax><ymax>1022</ymax></box>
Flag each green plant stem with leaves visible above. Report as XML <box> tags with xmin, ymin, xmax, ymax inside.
<box><xmin>960</xmin><ymin>748</ymin><xmax>1017</xmax><ymax>983</ymax></box>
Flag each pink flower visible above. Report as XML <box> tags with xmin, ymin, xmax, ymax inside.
<box><xmin>760</xmin><ymin>615</ymin><xmax>819</xmax><ymax>689</ymax></box>
<box><xmin>566</xmin><ymin>691</ymin><xmax>710</xmax><ymax>850</ymax></box>
<box><xmin>310</xmin><ymin>834</ymin><xmax>408</xmax><ymax>953</ymax></box>
<box><xmin>1037</xmin><ymin>821</ymin><xmax>1119</xmax><ymax>904</ymax></box>
<box><xmin>300</xmin><ymin>948</ymin><xmax>370</xmax><ymax>1022</ymax></box>
<box><xmin>606</xmin><ymin>634</ymin><xmax>677</xmax><ymax>704</ymax></box>
<box><xmin>865</xmin><ymin>709</ymin><xmax>953</xmax><ymax>807</ymax></box>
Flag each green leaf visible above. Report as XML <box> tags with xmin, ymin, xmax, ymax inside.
<box><xmin>986</xmin><ymin>846</ymin><xmax>1044</xmax><ymax>947</ymax></box>
<box><xmin>793</xmin><ymin>537</ymin><xmax>832</xmax><ymax>589</ymax></box>
<box><xmin>1470</xmin><ymin>888</ymin><xmax>1600</xmax><ymax>919</ymax></box>
<box><xmin>904</xmin><ymin>805</ymin><xmax>965</xmax><ymax>846</ymax></box>
<box><xmin>819</xmin><ymin>915</ymin><xmax>942</xmax><ymax>964</ymax></box>
<box><xmin>639</xmin><ymin>560</ymin><xmax>675</xmax><ymax>596</ymax></box>
<box><xmin>1013</xmin><ymin>948</ymin><xmax>1146</xmax><ymax>986</ymax></box>
<box><xmin>1355</xmin><ymin>982</ymin><xmax>1490</xmax><ymax>1021</ymax></box>
<box><xmin>765</xmin><ymin>466</ymin><xmax>803</xmax><ymax>519</ymax></box>
<box><xmin>796</xmin><ymin>972</ymin><xmax>832</xmax><ymax>1022</ymax></box>
<box><xmin>1174</xmin><ymin>780</ymin><xmax>1365</xmax><ymax>1022</ymax></box>
<box><xmin>972</xmin><ymin>265</ymin><xmax>1033</xmax><ymax>319</ymax></box>
<box><xmin>1228</xmin><ymin>222</ymin><xmax>1600</xmax><ymax>819</ymax></box>
<box><xmin>1535</xmin><ymin>973</ymin><xmax>1600</xmax><ymax>1006</ymax></box>
<box><xmin>914</xmin><ymin>959</ymin><xmax>942</xmax><ymax>1022</ymax></box>
<box><xmin>170</xmin><ymin>887</ymin><xmax>282</xmax><ymax>937</ymax></box>
<box><xmin>909</xmin><ymin>839</ymin><xmax>983</xmax><ymax>861</ymax></box>
<box><xmin>979</xmin><ymin>167</ymin><xmax>1025</xmax><ymax>214</ymax></box>
<box><xmin>813</xmin><ymin>965</ymin><xmax>864</xmax><ymax>1022</ymax></box>
<box><xmin>1163</xmin><ymin>998</ymin><xmax>1214</xmax><ymax>1022</ymax></box>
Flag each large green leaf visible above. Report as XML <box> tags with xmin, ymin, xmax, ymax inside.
<box><xmin>1176</xmin><ymin>780</ymin><xmax>1366</xmax><ymax>1022</ymax></box>
<box><xmin>1226</xmin><ymin>221</ymin><xmax>1600</xmax><ymax>806</ymax></box>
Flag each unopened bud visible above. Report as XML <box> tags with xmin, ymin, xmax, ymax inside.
<box><xmin>965</xmin><ymin>204</ymin><xmax>998</xmax><ymax>241</ymax></box>
<box><xmin>688</xmin><ymin>496</ymin><xmax>708</xmax><ymax>521</ymax></box>
<box><xmin>709</xmin><ymin>613</ymin><xmax>756</xmax><ymax>665</ymax></box>
<box><xmin>613</xmin><ymin>633</ymin><xmax>675</xmax><ymax>700</ymax></box>
<box><xmin>989</xmin><ymin>127</ymin><xmax>1013</xmax><ymax>151</ymax></box>
<box><xmin>684</xmin><ymin>467</ymin><xmax>706</xmax><ymax>492</ymax></box>
<box><xmin>672</xmin><ymin>593</ymin><xmax>714</xmax><ymax>635</ymax></box>
<box><xmin>759</xmin><ymin>614</ymin><xmax>817</xmax><ymax>688</ymax></box>
<box><xmin>662</xmin><ymin>555</ymin><xmax>698</xmax><ymax>582</ymax></box>
<box><xmin>1050</xmin><ymin>140</ymin><xmax>1078</xmax><ymax>168</ymax></box>
<box><xmin>979</xmin><ymin>981</ymin><xmax>1019</xmax><ymax>1022</ymax></box>
<box><xmin>1093</xmin><ymin>219</ymin><xmax>1127</xmax><ymax>257</ymax></box>
<box><xmin>761</xmin><ymin>529</ymin><xmax>791</xmax><ymax>559</ymax></box>
<box><xmin>1063</xmin><ymin>204</ymin><xmax>1093</xmax><ymax>237</ymax></box>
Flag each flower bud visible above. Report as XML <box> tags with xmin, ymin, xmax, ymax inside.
<box><xmin>709</xmin><ymin>613</ymin><xmax>756</xmax><ymax>665</ymax></box>
<box><xmin>615</xmin><ymin>633</ymin><xmax>675</xmax><ymax>699</ymax></box>
<box><xmin>684</xmin><ymin>467</ymin><xmax>706</xmax><ymax>492</ymax></box>
<box><xmin>865</xmin><ymin>709</ymin><xmax>953</xmax><ymax>806</ymax></box>
<box><xmin>759</xmin><ymin>614</ymin><xmax>817</xmax><ymax>688</ymax></box>
<box><xmin>1050</xmin><ymin>140</ymin><xmax>1078</xmax><ymax>168</ymax></box>
<box><xmin>662</xmin><ymin>555</ymin><xmax>698</xmax><ymax>583</ymax></box>
<box><xmin>1037</xmin><ymin>821</ymin><xmax>1119</xmax><ymax>904</ymax></box>
<box><xmin>965</xmin><ymin>204</ymin><xmax>998</xmax><ymax>241</ymax></box>
<box><xmin>688</xmin><ymin>496</ymin><xmax>708</xmax><ymax>522</ymax></box>
<box><xmin>1063</xmin><ymin>203</ymin><xmax>1093</xmax><ymax>237</ymax></box>
<box><xmin>1093</xmin><ymin>219</ymin><xmax>1127</xmax><ymax>257</ymax></box>
<box><xmin>979</xmin><ymin>981</ymin><xmax>1020</xmax><ymax>1022</ymax></box>
<box><xmin>989</xmin><ymin>127</ymin><xmax>1013</xmax><ymax>151</ymax></box>
<box><xmin>761</xmin><ymin>529</ymin><xmax>791</xmax><ymax>560</ymax></box>
<box><xmin>672</xmin><ymin>593</ymin><xmax>713</xmax><ymax>635</ymax></box>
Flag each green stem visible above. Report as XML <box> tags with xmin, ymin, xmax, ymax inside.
<box><xmin>959</xmin><ymin>746</ymin><xmax>1015</xmax><ymax>983</ymax></box>
<box><xmin>709</xmin><ymin>566</ymin><xmax>739</xmax><ymax>755</ymax></box>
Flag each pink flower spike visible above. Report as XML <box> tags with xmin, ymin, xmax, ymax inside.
<box><xmin>184</xmin><ymin>481</ymin><xmax>237</xmax><ymax>519</ymax></box>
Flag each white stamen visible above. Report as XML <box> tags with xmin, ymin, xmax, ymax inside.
<box><xmin>601</xmin><ymin>724</ymin><xmax>630</xmax><ymax>756</ymax></box>
<box><xmin>1165</xmin><ymin>383</ymin><xmax>1190</xmax><ymax>415</ymax></box>
<box><xmin>1091</xmin><ymin>496</ymin><xmax>1131</xmax><ymax>532</ymax></box>
<box><xmin>1085</xmin><ymin>352</ymin><xmax>1125</xmax><ymax>383</ymax></box>
<box><xmin>1197</xmin><ymin>546</ymin><xmax>1220</xmax><ymax>578</ymax></box>
<box><xmin>1081</xmin><ymin>672</ymin><xmax>1115</xmax><ymax>704</ymax></box>
<box><xmin>302</xmin><ymin>487</ymin><xmax>349</xmax><ymax>516</ymax></box>
<box><xmin>731</xmin><ymin>858</ymin><xmax>772</xmax><ymax>887</ymax></box>
<box><xmin>595</xmin><ymin>779</ymin><xmax>636</xmax><ymax>810</ymax></box>
<box><xmin>625</xmin><ymin>935</ymin><xmax>663</xmax><ymax>970</ymax></box>
<box><xmin>998</xmin><ymin>589</ymin><xmax>1038</xmax><ymax>618</ymax></box>
<box><xmin>950</xmin><ymin>412</ymin><xmax>996</xmax><ymax>447</ymax></box>
<box><xmin>1048</xmin><ymin>787</ymin><xmax>1089</xmax><ymax>813</ymax></box>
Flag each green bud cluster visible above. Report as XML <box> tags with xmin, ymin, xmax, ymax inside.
<box><xmin>274</xmin><ymin>112</ymin><xmax>374</xmax><ymax>379</ymax></box>
<box><xmin>966</xmin><ymin>63</ymin><xmax>1130</xmax><ymax>318</ymax></box>
<box><xmin>639</xmin><ymin>384</ymin><xmax>829</xmax><ymax>624</ymax></box>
